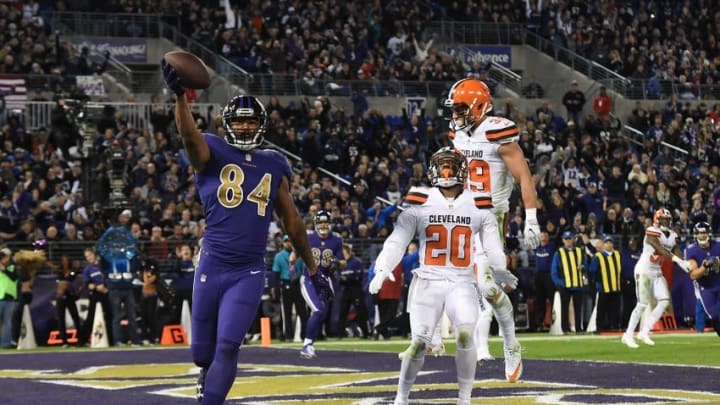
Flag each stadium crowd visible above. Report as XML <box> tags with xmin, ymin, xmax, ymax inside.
<box><xmin>53</xmin><ymin>0</ymin><xmax>720</xmax><ymax>100</ymax></box>
<box><xmin>5</xmin><ymin>0</ymin><xmax>720</xmax><ymax>100</ymax></box>
<box><xmin>0</xmin><ymin>0</ymin><xmax>718</xmax><ymax>347</ymax></box>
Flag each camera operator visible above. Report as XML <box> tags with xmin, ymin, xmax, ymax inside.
<box><xmin>50</xmin><ymin>95</ymin><xmax>75</xmax><ymax>158</ymax></box>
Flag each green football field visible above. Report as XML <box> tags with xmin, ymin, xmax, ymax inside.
<box><xmin>272</xmin><ymin>332</ymin><xmax>720</xmax><ymax>367</ymax></box>
<box><xmin>2</xmin><ymin>332</ymin><xmax>719</xmax><ymax>404</ymax></box>
<box><xmin>7</xmin><ymin>331</ymin><xmax>718</xmax><ymax>367</ymax></box>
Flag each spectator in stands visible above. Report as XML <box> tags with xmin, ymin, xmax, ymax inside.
<box><xmin>592</xmin><ymin>86</ymin><xmax>611</xmax><ymax>124</ymax></box>
<box><xmin>521</xmin><ymin>80</ymin><xmax>545</xmax><ymax>98</ymax></box>
<box><xmin>49</xmin><ymin>95</ymin><xmax>76</xmax><ymax>158</ymax></box>
<box><xmin>147</xmin><ymin>225</ymin><xmax>169</xmax><ymax>261</ymax></box>
<box><xmin>77</xmin><ymin>47</ymin><xmax>111</xmax><ymax>76</ymax></box>
<box><xmin>562</xmin><ymin>80</ymin><xmax>586</xmax><ymax>125</ymax></box>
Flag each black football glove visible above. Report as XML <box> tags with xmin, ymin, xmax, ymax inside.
<box><xmin>703</xmin><ymin>257</ymin><xmax>720</xmax><ymax>274</ymax></box>
<box><xmin>161</xmin><ymin>58</ymin><xmax>185</xmax><ymax>96</ymax></box>
<box><xmin>311</xmin><ymin>271</ymin><xmax>334</xmax><ymax>302</ymax></box>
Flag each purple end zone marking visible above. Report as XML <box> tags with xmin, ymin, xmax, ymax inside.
<box><xmin>0</xmin><ymin>347</ymin><xmax>718</xmax><ymax>404</ymax></box>
<box><xmin>564</xmin><ymin>394</ymin><xmax>683</xmax><ymax>404</ymax></box>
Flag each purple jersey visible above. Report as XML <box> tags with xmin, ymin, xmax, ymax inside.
<box><xmin>306</xmin><ymin>231</ymin><xmax>344</xmax><ymax>276</ymax></box>
<box><xmin>685</xmin><ymin>241</ymin><xmax>720</xmax><ymax>289</ymax></box>
<box><xmin>195</xmin><ymin>133</ymin><xmax>292</xmax><ymax>266</ymax></box>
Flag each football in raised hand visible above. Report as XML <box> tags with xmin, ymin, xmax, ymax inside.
<box><xmin>163</xmin><ymin>50</ymin><xmax>211</xmax><ymax>89</ymax></box>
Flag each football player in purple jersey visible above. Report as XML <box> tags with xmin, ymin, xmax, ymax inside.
<box><xmin>298</xmin><ymin>210</ymin><xmax>345</xmax><ymax>358</ymax></box>
<box><xmin>163</xmin><ymin>59</ymin><xmax>330</xmax><ymax>405</ymax></box>
<box><xmin>685</xmin><ymin>222</ymin><xmax>720</xmax><ymax>337</ymax></box>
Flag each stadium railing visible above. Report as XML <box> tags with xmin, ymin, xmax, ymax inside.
<box><xmin>51</xmin><ymin>12</ymin><xmax>252</xmax><ymax>94</ymax></box>
<box><xmin>23</xmin><ymin>100</ymin><xmax>189</xmax><ymax>132</ymax></box>
<box><xmin>50</xmin><ymin>12</ymin><xmax>453</xmax><ymax>98</ymax></box>
<box><xmin>5</xmin><ymin>238</ymin><xmax>388</xmax><ymax>274</ymax></box>
<box><xmin>425</xmin><ymin>21</ymin><xmax>630</xmax><ymax>92</ymax></box>
<box><xmin>49</xmin><ymin>13</ymin><xmax>720</xmax><ymax>100</ymax></box>
<box><xmin>425</xmin><ymin>21</ymin><xmax>720</xmax><ymax>101</ymax></box>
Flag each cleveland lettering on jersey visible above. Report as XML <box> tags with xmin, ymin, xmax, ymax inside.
<box><xmin>458</xmin><ymin>149</ymin><xmax>483</xmax><ymax>159</ymax></box>
<box><xmin>428</xmin><ymin>215</ymin><xmax>471</xmax><ymax>225</ymax></box>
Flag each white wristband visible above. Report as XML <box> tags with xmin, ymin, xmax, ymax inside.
<box><xmin>525</xmin><ymin>208</ymin><xmax>537</xmax><ymax>222</ymax></box>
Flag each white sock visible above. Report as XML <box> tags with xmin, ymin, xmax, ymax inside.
<box><xmin>640</xmin><ymin>300</ymin><xmax>668</xmax><ymax>335</ymax></box>
<box><xmin>625</xmin><ymin>305</ymin><xmax>644</xmax><ymax>336</ymax></box>
<box><xmin>455</xmin><ymin>346</ymin><xmax>477</xmax><ymax>400</ymax></box>
<box><xmin>491</xmin><ymin>292</ymin><xmax>517</xmax><ymax>348</ymax></box>
<box><xmin>474</xmin><ymin>304</ymin><xmax>492</xmax><ymax>353</ymax></box>
<box><xmin>430</xmin><ymin>321</ymin><xmax>443</xmax><ymax>347</ymax></box>
<box><xmin>396</xmin><ymin>342</ymin><xmax>426</xmax><ymax>403</ymax></box>
<box><xmin>303</xmin><ymin>338</ymin><xmax>313</xmax><ymax>346</ymax></box>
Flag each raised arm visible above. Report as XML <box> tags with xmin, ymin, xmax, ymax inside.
<box><xmin>174</xmin><ymin>95</ymin><xmax>210</xmax><ymax>172</ymax></box>
<box><xmin>161</xmin><ymin>58</ymin><xmax>210</xmax><ymax>172</ymax></box>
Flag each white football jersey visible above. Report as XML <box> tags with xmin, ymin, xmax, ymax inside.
<box><xmin>636</xmin><ymin>225</ymin><xmax>678</xmax><ymax>276</ymax></box>
<box><xmin>450</xmin><ymin>116</ymin><xmax>519</xmax><ymax>214</ymax></box>
<box><xmin>374</xmin><ymin>186</ymin><xmax>506</xmax><ymax>283</ymax></box>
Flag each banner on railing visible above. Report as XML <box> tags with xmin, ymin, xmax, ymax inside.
<box><xmin>76</xmin><ymin>75</ymin><xmax>106</xmax><ymax>97</ymax></box>
<box><xmin>0</xmin><ymin>75</ymin><xmax>27</xmax><ymax>109</ymax></box>
<box><xmin>405</xmin><ymin>97</ymin><xmax>426</xmax><ymax>118</ymax></box>
<box><xmin>458</xmin><ymin>46</ymin><xmax>512</xmax><ymax>68</ymax></box>
<box><xmin>72</xmin><ymin>36</ymin><xmax>147</xmax><ymax>63</ymax></box>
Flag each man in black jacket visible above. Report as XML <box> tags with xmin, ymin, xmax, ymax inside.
<box><xmin>337</xmin><ymin>244</ymin><xmax>369</xmax><ymax>338</ymax></box>
<box><xmin>562</xmin><ymin>80</ymin><xmax>586</xmax><ymax>126</ymax></box>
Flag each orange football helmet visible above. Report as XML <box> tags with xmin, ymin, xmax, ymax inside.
<box><xmin>653</xmin><ymin>208</ymin><xmax>672</xmax><ymax>230</ymax></box>
<box><xmin>427</xmin><ymin>147</ymin><xmax>468</xmax><ymax>188</ymax></box>
<box><xmin>444</xmin><ymin>78</ymin><xmax>493</xmax><ymax>131</ymax></box>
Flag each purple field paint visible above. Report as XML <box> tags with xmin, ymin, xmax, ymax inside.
<box><xmin>0</xmin><ymin>347</ymin><xmax>718</xmax><ymax>404</ymax></box>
